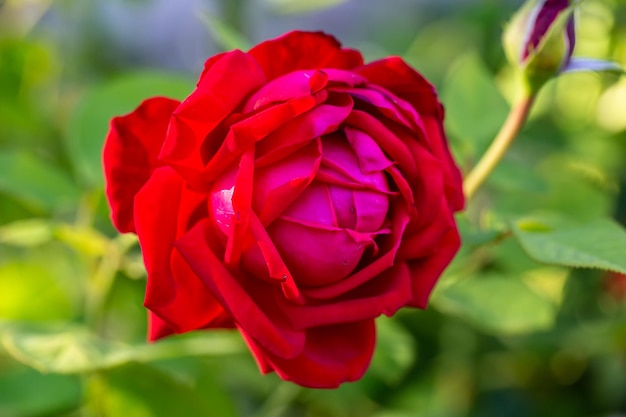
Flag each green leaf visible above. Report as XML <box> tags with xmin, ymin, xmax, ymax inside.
<box><xmin>84</xmin><ymin>362</ymin><xmax>220</xmax><ymax>417</ymax></box>
<box><xmin>66</xmin><ymin>72</ymin><xmax>195</xmax><ymax>188</ymax></box>
<box><xmin>0</xmin><ymin>262</ymin><xmax>76</xmax><ymax>321</ymax></box>
<box><xmin>0</xmin><ymin>151</ymin><xmax>80</xmax><ymax>212</ymax></box>
<box><xmin>0</xmin><ymin>219</ymin><xmax>53</xmax><ymax>247</ymax></box>
<box><xmin>369</xmin><ymin>316</ymin><xmax>416</xmax><ymax>384</ymax></box>
<box><xmin>1</xmin><ymin>324</ymin><xmax>244</xmax><ymax>374</ymax></box>
<box><xmin>512</xmin><ymin>217</ymin><xmax>626</xmax><ymax>274</ymax></box>
<box><xmin>0</xmin><ymin>367</ymin><xmax>81</xmax><ymax>417</ymax></box>
<box><xmin>433</xmin><ymin>274</ymin><xmax>556</xmax><ymax>334</ymax></box>
<box><xmin>442</xmin><ymin>53</ymin><xmax>510</xmax><ymax>158</ymax></box>
<box><xmin>53</xmin><ymin>223</ymin><xmax>110</xmax><ymax>257</ymax></box>
<box><xmin>456</xmin><ymin>215</ymin><xmax>506</xmax><ymax>247</ymax></box>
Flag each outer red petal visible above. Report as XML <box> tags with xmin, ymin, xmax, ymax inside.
<box><xmin>240</xmin><ymin>319</ymin><xmax>376</xmax><ymax>389</ymax></box>
<box><xmin>148</xmin><ymin>311</ymin><xmax>176</xmax><ymax>341</ymax></box>
<box><xmin>175</xmin><ymin>219</ymin><xmax>306</xmax><ymax>359</ymax></box>
<box><xmin>248</xmin><ymin>31</ymin><xmax>364</xmax><ymax>80</ymax></box>
<box><xmin>355</xmin><ymin>57</ymin><xmax>440</xmax><ymax>115</ymax></box>
<box><xmin>408</xmin><ymin>226</ymin><xmax>462</xmax><ymax>308</ymax></box>
<box><xmin>158</xmin><ymin>50</ymin><xmax>267</xmax><ymax>186</ymax></box>
<box><xmin>422</xmin><ymin>114</ymin><xmax>465</xmax><ymax>211</ymax></box>
<box><xmin>355</xmin><ymin>57</ymin><xmax>464</xmax><ymax>211</ymax></box>
<box><xmin>134</xmin><ymin>167</ymin><xmax>230</xmax><ymax>338</ymax></box>
<box><xmin>103</xmin><ymin>97</ymin><xmax>180</xmax><ymax>233</ymax></box>
<box><xmin>284</xmin><ymin>262</ymin><xmax>413</xmax><ymax>330</ymax></box>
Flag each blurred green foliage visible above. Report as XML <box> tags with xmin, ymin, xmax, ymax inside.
<box><xmin>1</xmin><ymin>0</ymin><xmax>626</xmax><ymax>416</ymax></box>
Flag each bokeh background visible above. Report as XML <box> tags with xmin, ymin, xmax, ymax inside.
<box><xmin>1</xmin><ymin>0</ymin><xmax>626</xmax><ymax>416</ymax></box>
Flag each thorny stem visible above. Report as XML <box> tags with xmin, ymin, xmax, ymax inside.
<box><xmin>463</xmin><ymin>94</ymin><xmax>536</xmax><ymax>201</ymax></box>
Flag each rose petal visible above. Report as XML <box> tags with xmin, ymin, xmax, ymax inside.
<box><xmin>268</xmin><ymin>214</ymin><xmax>372</xmax><ymax>287</ymax></box>
<box><xmin>421</xmin><ymin>115</ymin><xmax>465</xmax><ymax>212</ymax></box>
<box><xmin>382</xmin><ymin>122</ymin><xmax>446</xmax><ymax>227</ymax></box>
<box><xmin>300</xmin><ymin>204</ymin><xmax>411</xmax><ymax>300</ymax></box>
<box><xmin>223</xmin><ymin>147</ymin><xmax>255</xmax><ymax>270</ymax></box>
<box><xmin>397</xmin><ymin>200</ymin><xmax>456</xmax><ymax>260</ymax></box>
<box><xmin>248</xmin><ymin>31</ymin><xmax>363</xmax><ymax>80</ymax></box>
<box><xmin>365</xmin><ymin>84</ymin><xmax>430</xmax><ymax>134</ymax></box>
<box><xmin>318</xmin><ymin>133</ymin><xmax>392</xmax><ymax>195</ymax></box>
<box><xmin>135</xmin><ymin>167</ymin><xmax>230</xmax><ymax>336</ymax></box>
<box><xmin>244</xmin><ymin>70</ymin><xmax>329</xmax><ymax>112</ymax></box>
<box><xmin>346</xmin><ymin>111</ymin><xmax>419</xmax><ymax>183</ymax></box>
<box><xmin>354</xmin><ymin>58</ymin><xmax>464</xmax><ymax>210</ymax></box>
<box><xmin>334</xmin><ymin>86</ymin><xmax>417</xmax><ymax>129</ymax></box>
<box><xmin>255</xmin><ymin>95</ymin><xmax>354</xmax><ymax>167</ymax></box>
<box><xmin>343</xmin><ymin>126</ymin><xmax>393</xmax><ymax>174</ymax></box>
<box><xmin>241</xmin><ymin>319</ymin><xmax>376</xmax><ymax>389</ymax></box>
<box><xmin>524</xmin><ymin>0</ymin><xmax>574</xmax><ymax>62</ymax></box>
<box><xmin>322</xmin><ymin>69</ymin><xmax>368</xmax><ymax>87</ymax></box>
<box><xmin>148</xmin><ymin>311</ymin><xmax>176</xmax><ymax>341</ymax></box>
<box><xmin>249</xmin><ymin>139</ymin><xmax>322</xmax><ymax>226</ymax></box>
<box><xmin>353</xmin><ymin>188</ymin><xmax>390</xmax><ymax>233</ymax></box>
<box><xmin>286</xmin><ymin>262</ymin><xmax>413</xmax><ymax>329</ymax></box>
<box><xmin>159</xmin><ymin>50</ymin><xmax>266</xmax><ymax>184</ymax></box>
<box><xmin>103</xmin><ymin>97</ymin><xmax>179</xmax><ymax>233</ymax></box>
<box><xmin>198</xmin><ymin>92</ymin><xmax>327</xmax><ymax>190</ymax></box>
<box><xmin>408</xmin><ymin>226</ymin><xmax>462</xmax><ymax>308</ymax></box>
<box><xmin>355</xmin><ymin>57</ymin><xmax>440</xmax><ymax>115</ymax></box>
<box><xmin>175</xmin><ymin>219</ymin><xmax>305</xmax><ymax>358</ymax></box>
<box><xmin>247</xmin><ymin>212</ymin><xmax>304</xmax><ymax>304</ymax></box>
<box><xmin>280</xmin><ymin>181</ymin><xmax>336</xmax><ymax>227</ymax></box>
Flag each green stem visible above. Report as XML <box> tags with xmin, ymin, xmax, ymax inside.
<box><xmin>463</xmin><ymin>94</ymin><xmax>536</xmax><ymax>200</ymax></box>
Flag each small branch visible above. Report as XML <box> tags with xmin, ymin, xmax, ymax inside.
<box><xmin>463</xmin><ymin>94</ymin><xmax>536</xmax><ymax>200</ymax></box>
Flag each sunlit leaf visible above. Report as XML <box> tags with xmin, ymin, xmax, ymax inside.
<box><xmin>0</xmin><ymin>219</ymin><xmax>53</xmax><ymax>247</ymax></box>
<box><xmin>1</xmin><ymin>324</ymin><xmax>244</xmax><ymax>374</ymax></box>
<box><xmin>433</xmin><ymin>274</ymin><xmax>556</xmax><ymax>334</ymax></box>
<box><xmin>0</xmin><ymin>262</ymin><xmax>76</xmax><ymax>321</ymax></box>
<box><xmin>512</xmin><ymin>217</ymin><xmax>626</xmax><ymax>274</ymax></box>
<box><xmin>53</xmin><ymin>224</ymin><xmax>110</xmax><ymax>257</ymax></box>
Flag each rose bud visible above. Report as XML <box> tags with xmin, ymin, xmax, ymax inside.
<box><xmin>503</xmin><ymin>0</ymin><xmax>575</xmax><ymax>91</ymax></box>
<box><xmin>103</xmin><ymin>31</ymin><xmax>464</xmax><ymax>388</ymax></box>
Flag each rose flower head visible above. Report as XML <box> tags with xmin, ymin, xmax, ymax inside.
<box><xmin>103</xmin><ymin>31</ymin><xmax>464</xmax><ymax>388</ymax></box>
<box><xmin>503</xmin><ymin>0</ymin><xmax>576</xmax><ymax>92</ymax></box>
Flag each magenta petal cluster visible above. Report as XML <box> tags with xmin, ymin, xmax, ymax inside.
<box><xmin>103</xmin><ymin>31</ymin><xmax>465</xmax><ymax>388</ymax></box>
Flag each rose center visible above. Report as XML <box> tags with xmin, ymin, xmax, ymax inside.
<box><xmin>209</xmin><ymin>134</ymin><xmax>391</xmax><ymax>288</ymax></box>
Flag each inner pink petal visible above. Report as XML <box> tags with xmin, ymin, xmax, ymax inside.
<box><xmin>327</xmin><ymin>186</ymin><xmax>356</xmax><ymax>230</ymax></box>
<box><xmin>344</xmin><ymin>126</ymin><xmax>393</xmax><ymax>174</ymax></box>
<box><xmin>268</xmin><ymin>217</ymin><xmax>372</xmax><ymax>287</ymax></box>
<box><xmin>353</xmin><ymin>188</ymin><xmax>389</xmax><ymax>232</ymax></box>
<box><xmin>280</xmin><ymin>181</ymin><xmax>337</xmax><ymax>228</ymax></box>
<box><xmin>321</xmin><ymin>134</ymin><xmax>391</xmax><ymax>194</ymax></box>
<box><xmin>244</xmin><ymin>70</ymin><xmax>329</xmax><ymax>112</ymax></box>
<box><xmin>208</xmin><ymin>166</ymin><xmax>237</xmax><ymax>239</ymax></box>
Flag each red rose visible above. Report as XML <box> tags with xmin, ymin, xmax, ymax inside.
<box><xmin>103</xmin><ymin>31</ymin><xmax>464</xmax><ymax>388</ymax></box>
